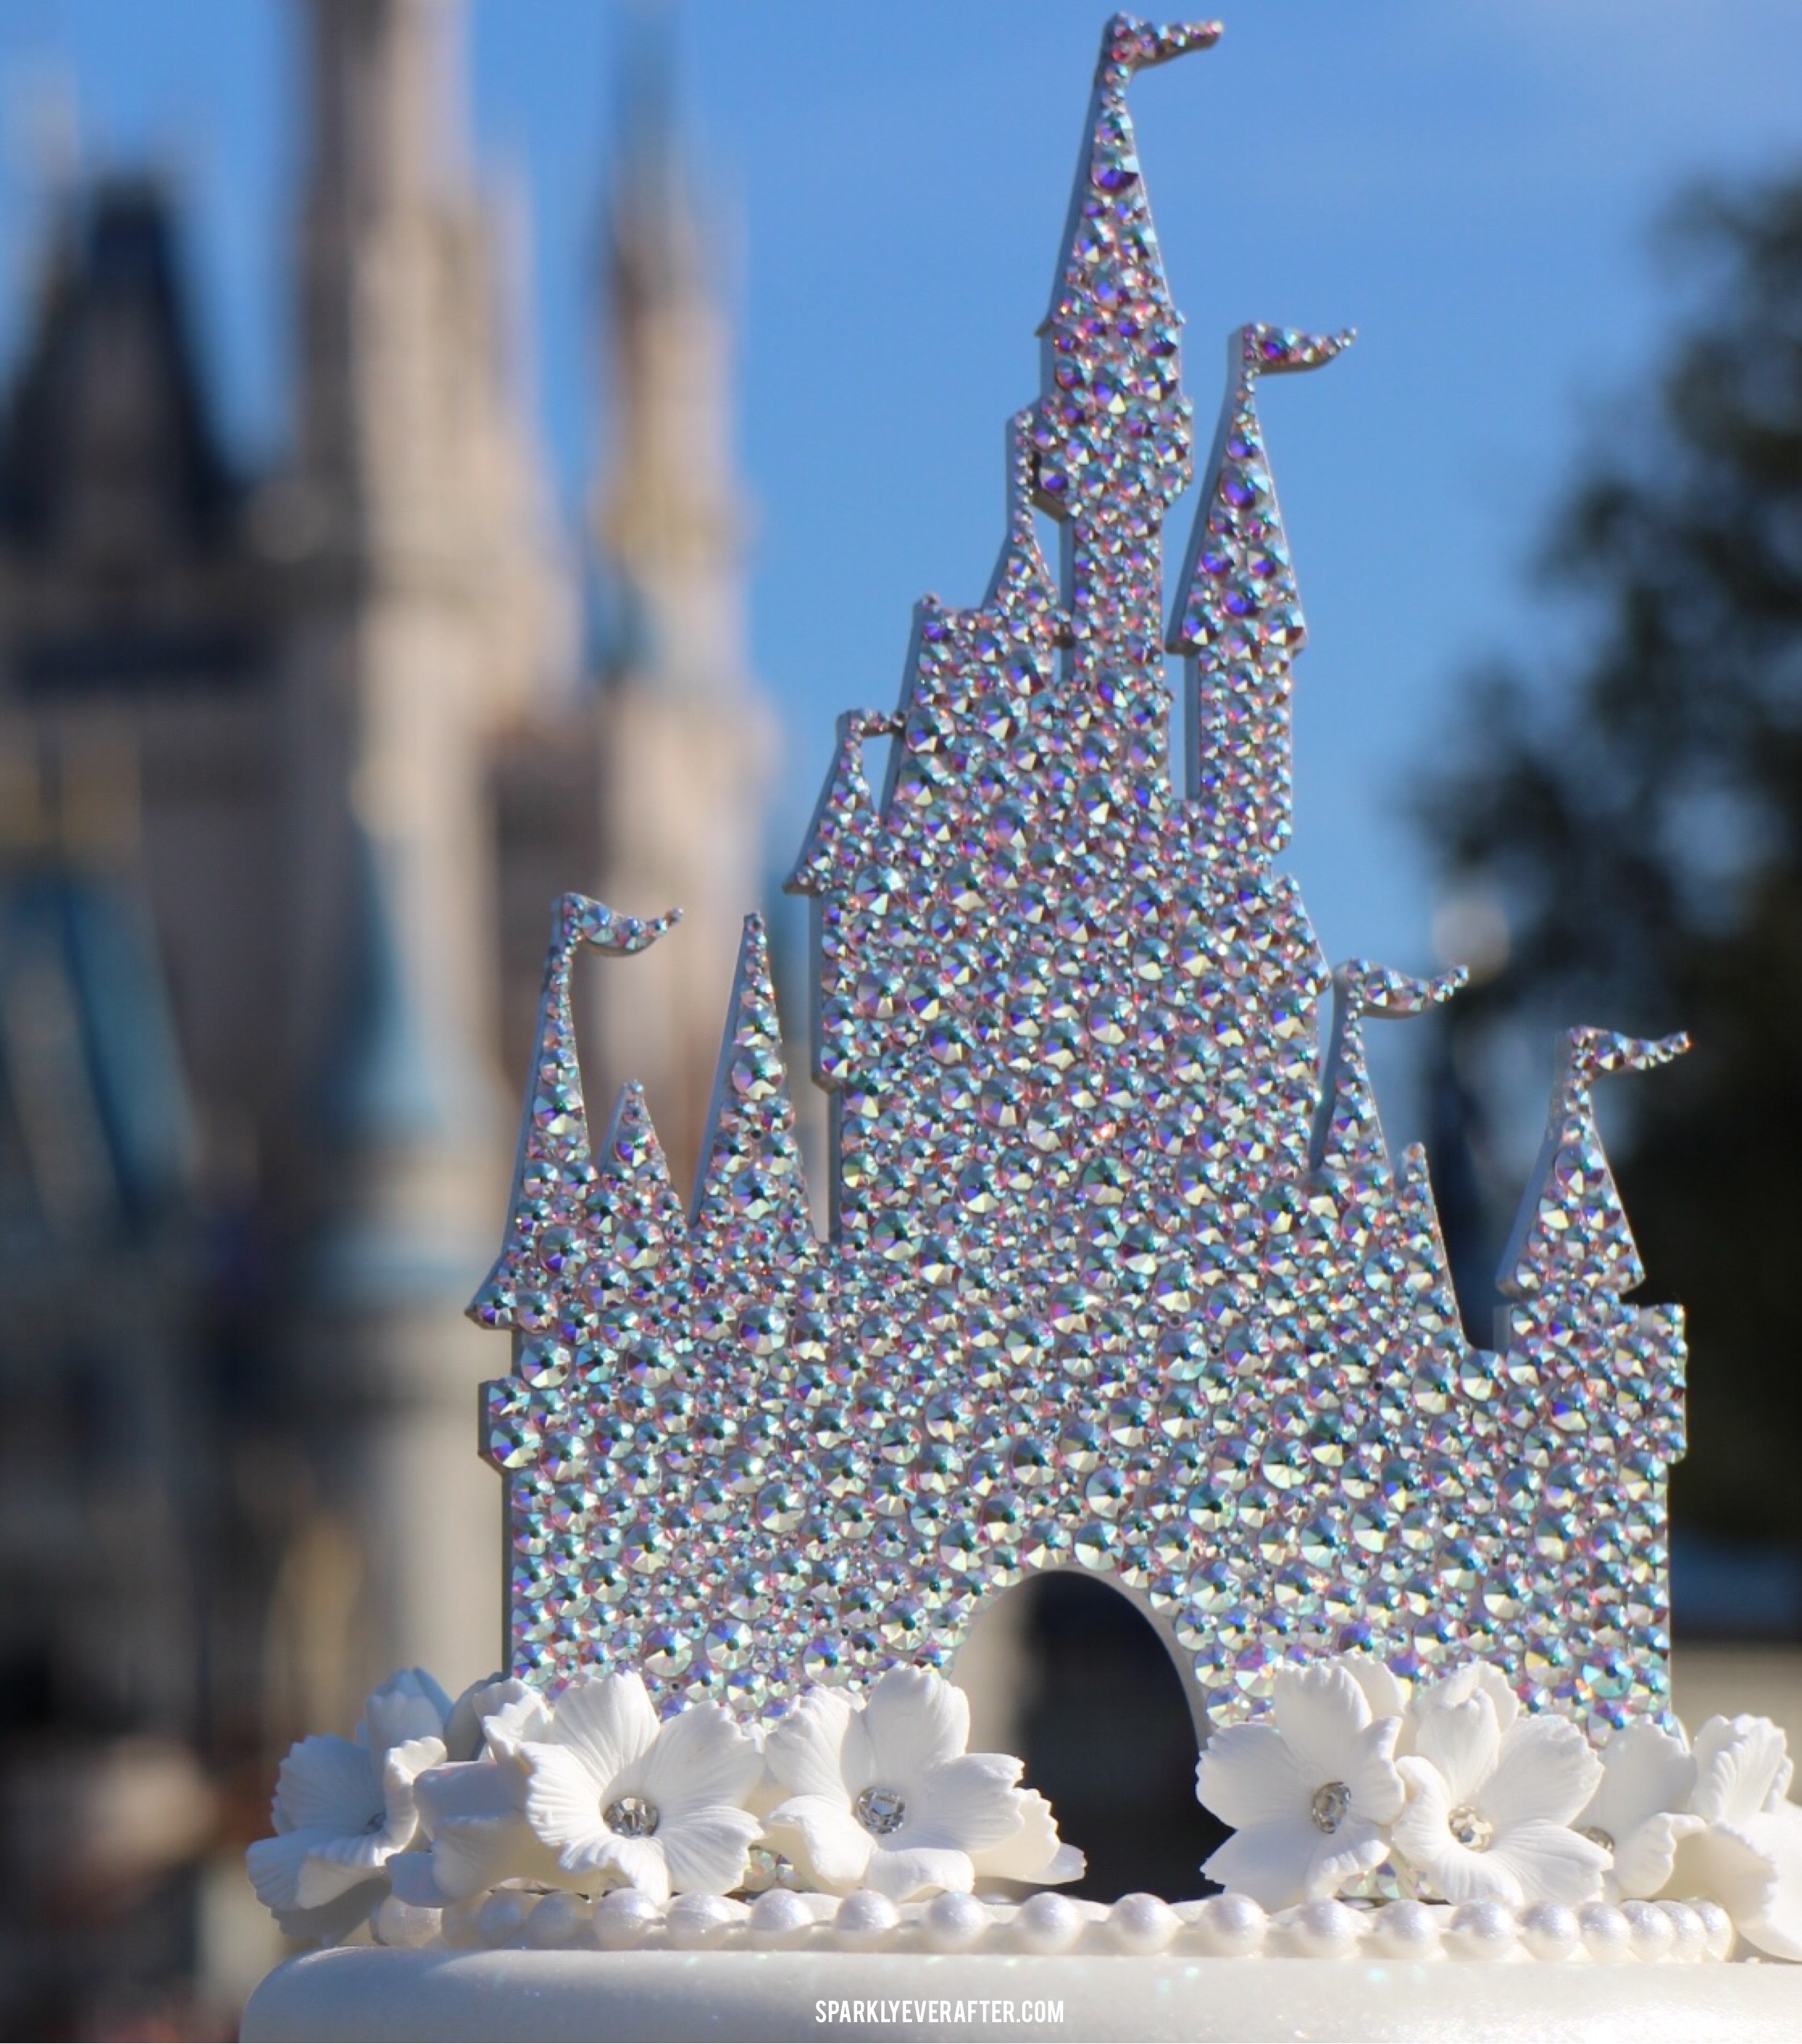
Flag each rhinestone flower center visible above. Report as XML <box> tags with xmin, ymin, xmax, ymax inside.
<box><xmin>1447</xmin><ymin>1803</ymin><xmax>1494</xmax><ymax>1851</ymax></box>
<box><xmin>605</xmin><ymin>1793</ymin><xmax>661</xmax><ymax>1838</ymax></box>
<box><xmin>1581</xmin><ymin>1824</ymin><xmax>1614</xmax><ymax>1853</ymax></box>
<box><xmin>855</xmin><ymin>1786</ymin><xmax>908</xmax><ymax>1836</ymax></box>
<box><xmin>1309</xmin><ymin>1780</ymin><xmax>1352</xmax><ymax>1834</ymax></box>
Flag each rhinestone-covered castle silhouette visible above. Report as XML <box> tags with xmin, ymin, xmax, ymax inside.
<box><xmin>472</xmin><ymin>15</ymin><xmax>1687</xmax><ymax>1738</ymax></box>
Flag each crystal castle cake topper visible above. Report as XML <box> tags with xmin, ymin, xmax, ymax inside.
<box><xmin>472</xmin><ymin>15</ymin><xmax>1689</xmax><ymax>1737</ymax></box>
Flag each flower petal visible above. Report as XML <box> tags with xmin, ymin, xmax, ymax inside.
<box><xmin>444</xmin><ymin>1675</ymin><xmax>530</xmax><ymax>1764</ymax></box>
<box><xmin>1692</xmin><ymin>1716</ymin><xmax>1791</xmax><ymax>1828</ymax></box>
<box><xmin>969</xmin><ymin>1788</ymin><xmax>1080</xmax><ymax>1884</ymax></box>
<box><xmin>364</xmin><ymin>1670</ymin><xmax>453</xmax><ymax>1757</ymax></box>
<box><xmin>1609</xmin><ymin>1810</ymin><xmax>1701</xmax><ymax>1902</ymax></box>
<box><xmin>1203</xmin><ymin>1816</ymin><xmax>1328</xmax><ymax>1910</ymax></box>
<box><xmin>764</xmin><ymin>1687</ymin><xmax>860</xmax><ymax>1802</ymax></box>
<box><xmin>1341</xmin><ymin>1718</ymin><xmax>1406</xmax><ymax>1826</ymax></box>
<box><xmin>1582</xmin><ymin>1720</ymin><xmax>1695</xmax><ymax>1843</ymax></box>
<box><xmin>1271</xmin><ymin>1662</ymin><xmax>1370</xmax><ymax>1779</ymax></box>
<box><xmin>602</xmin><ymin>1832</ymin><xmax>672</xmax><ymax>1905</ymax></box>
<box><xmin>1336</xmin><ymin>1654</ymin><xmax>1411</xmax><ymax>1725</ymax></box>
<box><xmin>1667</xmin><ymin>1821</ymin><xmax>1779</xmax><ymax>1928</ymax></box>
<box><xmin>1196</xmin><ymin>1723</ymin><xmax>1310</xmax><ymax>1830</ymax></box>
<box><xmin>1485</xmin><ymin>1716</ymin><xmax>1600</xmax><ymax>1828</ymax></box>
<box><xmin>248</xmin><ymin>1826</ymin><xmax>327</xmax><ymax>1913</ymax></box>
<box><xmin>1735</xmin><ymin>1807</ymin><xmax>1802</xmax><ymax>1962</ymax></box>
<box><xmin>632</xmin><ymin>1703</ymin><xmax>762</xmax><ymax>1819</ymax></box>
<box><xmin>861</xmin><ymin>1668</ymin><xmax>970</xmax><ymax>1782</ymax></box>
<box><xmin>1489</xmin><ymin>1819</ymin><xmax>1609</xmax><ymax>1907</ymax></box>
<box><xmin>763</xmin><ymin>1793</ymin><xmax>875</xmax><ymax>1892</ymax></box>
<box><xmin>520</xmin><ymin>1742</ymin><xmax>611</xmax><ymax>1867</ymax></box>
<box><xmin>656</xmin><ymin>1805</ymin><xmax>763</xmax><ymax>1896</ymax></box>
<box><xmin>272</xmin><ymin>1735</ymin><xmax>382</xmax><ymax>1834</ymax></box>
<box><xmin>548</xmin><ymin>1673</ymin><xmax>660</xmax><ymax>1792</ymax></box>
<box><xmin>1410</xmin><ymin>1687</ymin><xmax>1499</xmax><ymax>1807</ymax></box>
<box><xmin>905</xmin><ymin>1753</ymin><xmax>1024</xmax><ymax>1852</ymax></box>
<box><xmin>863</xmin><ymin>1842</ymin><xmax>973</xmax><ymax>1901</ymax></box>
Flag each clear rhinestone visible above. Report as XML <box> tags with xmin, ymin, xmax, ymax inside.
<box><xmin>604</xmin><ymin>1794</ymin><xmax>661</xmax><ymax>1838</ymax></box>
<box><xmin>1447</xmin><ymin>1804</ymin><xmax>1494</xmax><ymax>1851</ymax></box>
<box><xmin>1581</xmin><ymin>1824</ymin><xmax>1615</xmax><ymax>1853</ymax></box>
<box><xmin>854</xmin><ymin>1786</ymin><xmax>908</xmax><ymax>1836</ymax></box>
<box><xmin>1309</xmin><ymin>1781</ymin><xmax>1352</xmax><ymax>1834</ymax></box>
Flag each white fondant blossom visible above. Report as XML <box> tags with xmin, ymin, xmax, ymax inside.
<box><xmin>391</xmin><ymin>1686</ymin><xmax>566</xmax><ymax>1907</ymax></box>
<box><xmin>1392</xmin><ymin>1665</ymin><xmax>1608</xmax><ymax>1907</ymax></box>
<box><xmin>1195</xmin><ymin>1658</ymin><xmax>1406</xmax><ymax>1908</ymax></box>
<box><xmin>762</xmin><ymin>1667</ymin><xmax>1081</xmax><ymax>1901</ymax></box>
<box><xmin>1574</xmin><ymin>1718</ymin><xmax>1701</xmax><ymax>1901</ymax></box>
<box><xmin>246</xmin><ymin>1669</ymin><xmax>451</xmax><ymax>1940</ymax></box>
<box><xmin>515</xmin><ymin>1672</ymin><xmax>762</xmax><ymax>1904</ymax></box>
<box><xmin>1665</xmin><ymin>1713</ymin><xmax>1802</xmax><ymax>1960</ymax></box>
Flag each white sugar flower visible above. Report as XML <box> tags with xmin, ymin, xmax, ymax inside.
<box><xmin>1196</xmin><ymin>1658</ymin><xmax>1406</xmax><ymax>1908</ymax></box>
<box><xmin>1574</xmin><ymin>1718</ymin><xmax>1701</xmax><ymax>1901</ymax></box>
<box><xmin>391</xmin><ymin>1683</ymin><xmax>566</xmax><ymax>1907</ymax></box>
<box><xmin>762</xmin><ymin>1667</ymin><xmax>1081</xmax><ymax>1901</ymax></box>
<box><xmin>1392</xmin><ymin>1665</ymin><xmax>1608</xmax><ymax>1907</ymax></box>
<box><xmin>246</xmin><ymin>1669</ymin><xmax>451</xmax><ymax>1940</ymax></box>
<box><xmin>1665</xmin><ymin>1714</ymin><xmax>1802</xmax><ymax>1961</ymax></box>
<box><xmin>515</xmin><ymin>1672</ymin><xmax>763</xmax><ymax>1904</ymax></box>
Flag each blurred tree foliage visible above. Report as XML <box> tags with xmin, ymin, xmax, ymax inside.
<box><xmin>1420</xmin><ymin>176</ymin><xmax>1802</xmax><ymax>1542</ymax></box>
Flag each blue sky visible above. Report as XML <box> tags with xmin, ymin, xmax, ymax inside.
<box><xmin>3</xmin><ymin>0</ymin><xmax>1801</xmax><ymax>1153</ymax></box>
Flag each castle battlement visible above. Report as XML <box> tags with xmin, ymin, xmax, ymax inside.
<box><xmin>471</xmin><ymin>14</ymin><xmax>1687</xmax><ymax>1738</ymax></box>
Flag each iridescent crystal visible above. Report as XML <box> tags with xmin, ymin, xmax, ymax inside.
<box><xmin>472</xmin><ymin>14</ymin><xmax>1689</xmax><ymax>1743</ymax></box>
<box><xmin>1447</xmin><ymin>1805</ymin><xmax>1495</xmax><ymax>1852</ymax></box>
<box><xmin>855</xmin><ymin>1786</ymin><xmax>908</xmax><ymax>1836</ymax></box>
<box><xmin>1309</xmin><ymin>1781</ymin><xmax>1352</xmax><ymax>1834</ymax></box>
<box><xmin>605</xmin><ymin>1794</ymin><xmax>660</xmax><ymax>1838</ymax></box>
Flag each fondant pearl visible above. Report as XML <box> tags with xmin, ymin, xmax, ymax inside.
<box><xmin>1188</xmin><ymin>1892</ymin><xmax>1266</xmax><ymax>1958</ymax></box>
<box><xmin>1692</xmin><ymin>1899</ymin><xmax>1736</xmax><ymax>1962</ymax></box>
<box><xmin>747</xmin><ymin>1888</ymin><xmax>816</xmax><ymax>1950</ymax></box>
<box><xmin>475</xmin><ymin>1889</ymin><xmax>534</xmax><ymax>1948</ymax></box>
<box><xmin>1578</xmin><ymin>1900</ymin><xmax>1632</xmax><ymax>1962</ymax></box>
<box><xmin>372</xmin><ymin>1895</ymin><xmax>441</xmax><ymax>1949</ymax></box>
<box><xmin>835</xmin><ymin>1890</ymin><xmax>901</xmax><ymax>1951</ymax></box>
<box><xmin>1286</xmin><ymin>1899</ymin><xmax>1363</xmax><ymax>1959</ymax></box>
<box><xmin>1444</xmin><ymin>1900</ymin><xmax>1516</xmax><ymax>1960</ymax></box>
<box><xmin>523</xmin><ymin>1891</ymin><xmax>591</xmax><ymax>1950</ymax></box>
<box><xmin>438</xmin><ymin>1897</ymin><xmax>486</xmax><ymax>1950</ymax></box>
<box><xmin>1013</xmin><ymin>1891</ymin><xmax>1084</xmax><ymax>1955</ymax></box>
<box><xmin>1660</xmin><ymin>1901</ymin><xmax>1709</xmax><ymax>1963</ymax></box>
<box><xmin>1105</xmin><ymin>1892</ymin><xmax>1179</xmax><ymax>1954</ymax></box>
<box><xmin>1517</xmin><ymin>1902</ymin><xmax>1580</xmax><ymax>1962</ymax></box>
<box><xmin>594</xmin><ymin>1889</ymin><xmax>662</xmax><ymax>1951</ymax></box>
<box><xmin>1621</xmin><ymin>1899</ymin><xmax>1675</xmax><ymax>1963</ymax></box>
<box><xmin>666</xmin><ymin>1893</ymin><xmax>740</xmax><ymax>1949</ymax></box>
<box><xmin>1368</xmin><ymin>1899</ymin><xmax>1441</xmax><ymax>1959</ymax></box>
<box><xmin>921</xmin><ymin>1891</ymin><xmax>990</xmax><ymax>1953</ymax></box>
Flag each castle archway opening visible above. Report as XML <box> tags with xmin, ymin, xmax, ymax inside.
<box><xmin>954</xmin><ymin>1570</ymin><xmax>1227</xmax><ymax>1902</ymax></box>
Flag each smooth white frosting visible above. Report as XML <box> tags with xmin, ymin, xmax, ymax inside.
<box><xmin>242</xmin><ymin>1944</ymin><xmax>1802</xmax><ymax>2044</ymax></box>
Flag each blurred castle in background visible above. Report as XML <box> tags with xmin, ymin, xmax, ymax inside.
<box><xmin>0</xmin><ymin>0</ymin><xmax>769</xmax><ymax>2027</ymax></box>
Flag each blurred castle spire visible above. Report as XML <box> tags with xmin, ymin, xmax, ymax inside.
<box><xmin>584</xmin><ymin>18</ymin><xmax>773</xmax><ymax>1191</ymax></box>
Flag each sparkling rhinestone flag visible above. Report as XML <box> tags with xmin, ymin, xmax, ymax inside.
<box><xmin>472</xmin><ymin>15</ymin><xmax>1688</xmax><ymax>1737</ymax></box>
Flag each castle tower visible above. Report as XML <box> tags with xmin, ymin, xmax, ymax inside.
<box><xmin>586</xmin><ymin>47</ymin><xmax>774</xmax><ymax>1191</ymax></box>
<box><xmin>283</xmin><ymin>0</ymin><xmax>574</xmax><ymax>1701</ymax></box>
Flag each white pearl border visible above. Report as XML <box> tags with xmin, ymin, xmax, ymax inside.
<box><xmin>370</xmin><ymin>1889</ymin><xmax>1736</xmax><ymax>1964</ymax></box>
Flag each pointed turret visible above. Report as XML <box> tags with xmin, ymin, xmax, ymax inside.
<box><xmin>1498</xmin><ymin>1027</ymin><xmax>1689</xmax><ymax>1305</ymax></box>
<box><xmin>584</xmin><ymin>1081</ymin><xmax>687</xmax><ymax>1286</ymax></box>
<box><xmin>1311</xmin><ymin>960</ymin><xmax>1465</xmax><ymax>1182</ymax></box>
<box><xmin>469</xmin><ymin>894</ymin><xmax>678</xmax><ymax>1327</ymax></box>
<box><xmin>983</xmin><ymin>410</ymin><xmax>1064</xmax><ymax>630</ymax></box>
<box><xmin>690</xmin><ymin>915</ymin><xmax>814</xmax><ymax>1264</ymax></box>
<box><xmin>1035</xmin><ymin>16</ymin><xmax>1215</xmax><ymax>735</ymax></box>
<box><xmin>1393</xmin><ymin>1142</ymin><xmax>1465</xmax><ymax>1342</ymax></box>
<box><xmin>1170</xmin><ymin>323</ymin><xmax>1352</xmax><ymax>868</ymax></box>
<box><xmin>786</xmin><ymin>712</ymin><xmax>895</xmax><ymax>898</ymax></box>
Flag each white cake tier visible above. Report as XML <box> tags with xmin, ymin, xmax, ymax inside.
<box><xmin>241</xmin><ymin>1943</ymin><xmax>1802</xmax><ymax>2044</ymax></box>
